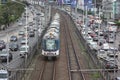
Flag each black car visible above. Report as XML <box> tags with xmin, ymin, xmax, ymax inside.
<box><xmin>0</xmin><ymin>40</ymin><xmax>6</xmax><ymax>51</ymax></box>
<box><xmin>29</xmin><ymin>31</ymin><xmax>35</xmax><ymax>37</ymax></box>
<box><xmin>0</xmin><ymin>50</ymin><xmax>12</xmax><ymax>62</ymax></box>
<box><xmin>9</xmin><ymin>43</ymin><xmax>19</xmax><ymax>51</ymax></box>
<box><xmin>105</xmin><ymin>61</ymin><xmax>118</xmax><ymax>72</ymax></box>
<box><xmin>10</xmin><ymin>36</ymin><xmax>17</xmax><ymax>42</ymax></box>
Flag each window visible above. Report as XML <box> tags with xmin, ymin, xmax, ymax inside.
<box><xmin>0</xmin><ymin>73</ymin><xmax>7</xmax><ymax>78</ymax></box>
<box><xmin>46</xmin><ymin>40</ymin><xmax>56</xmax><ymax>50</ymax></box>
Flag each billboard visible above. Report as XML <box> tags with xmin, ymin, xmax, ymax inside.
<box><xmin>84</xmin><ymin>0</ymin><xmax>93</xmax><ymax>9</ymax></box>
<box><xmin>71</xmin><ymin>0</ymin><xmax>77</xmax><ymax>8</ymax></box>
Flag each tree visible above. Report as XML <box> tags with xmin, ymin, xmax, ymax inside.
<box><xmin>0</xmin><ymin>1</ymin><xmax>24</xmax><ymax>29</ymax></box>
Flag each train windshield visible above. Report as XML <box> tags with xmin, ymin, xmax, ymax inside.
<box><xmin>46</xmin><ymin>40</ymin><xmax>57</xmax><ymax>51</ymax></box>
<box><xmin>0</xmin><ymin>73</ymin><xmax>7</xmax><ymax>78</ymax></box>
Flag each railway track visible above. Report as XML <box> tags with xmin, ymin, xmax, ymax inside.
<box><xmin>28</xmin><ymin>55</ymin><xmax>56</xmax><ymax>80</ymax></box>
<box><xmin>38</xmin><ymin>60</ymin><xmax>56</xmax><ymax>80</ymax></box>
<box><xmin>60</xmin><ymin>11</ymin><xmax>88</xmax><ymax>80</ymax></box>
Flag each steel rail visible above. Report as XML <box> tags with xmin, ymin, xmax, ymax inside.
<box><xmin>38</xmin><ymin>61</ymin><xmax>56</xmax><ymax>80</ymax></box>
<box><xmin>60</xmin><ymin>12</ymin><xmax>86</xmax><ymax>80</ymax></box>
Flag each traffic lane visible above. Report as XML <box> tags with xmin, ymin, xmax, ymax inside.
<box><xmin>6</xmin><ymin>31</ymin><xmax>38</xmax><ymax>69</ymax></box>
<box><xmin>0</xmin><ymin>27</ymin><xmax>24</xmax><ymax>43</ymax></box>
<box><xmin>0</xmin><ymin>28</ymin><xmax>38</xmax><ymax>69</ymax></box>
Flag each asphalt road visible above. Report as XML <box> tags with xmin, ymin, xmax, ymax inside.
<box><xmin>0</xmin><ymin>4</ymin><xmax>45</xmax><ymax>79</ymax></box>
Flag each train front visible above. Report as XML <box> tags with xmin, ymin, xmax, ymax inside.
<box><xmin>42</xmin><ymin>32</ymin><xmax>60</xmax><ymax>59</ymax></box>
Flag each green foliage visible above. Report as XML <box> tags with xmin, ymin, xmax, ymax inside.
<box><xmin>0</xmin><ymin>1</ymin><xmax>25</xmax><ymax>26</ymax></box>
<box><xmin>115</xmin><ymin>21</ymin><xmax>120</xmax><ymax>28</ymax></box>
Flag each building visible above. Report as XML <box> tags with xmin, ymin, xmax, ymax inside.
<box><xmin>77</xmin><ymin>0</ymin><xmax>84</xmax><ymax>10</ymax></box>
<box><xmin>102</xmin><ymin>0</ymin><xmax>120</xmax><ymax>20</ymax></box>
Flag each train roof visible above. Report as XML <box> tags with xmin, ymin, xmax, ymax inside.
<box><xmin>43</xmin><ymin>31</ymin><xmax>59</xmax><ymax>39</ymax></box>
<box><xmin>47</xmin><ymin>28</ymin><xmax>59</xmax><ymax>33</ymax></box>
<box><xmin>53</xmin><ymin>13</ymin><xmax>60</xmax><ymax>18</ymax></box>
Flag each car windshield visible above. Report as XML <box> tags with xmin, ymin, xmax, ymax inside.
<box><xmin>0</xmin><ymin>73</ymin><xmax>7</xmax><ymax>78</ymax></box>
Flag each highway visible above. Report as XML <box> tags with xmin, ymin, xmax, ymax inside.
<box><xmin>0</xmin><ymin>4</ymin><xmax>45</xmax><ymax>80</ymax></box>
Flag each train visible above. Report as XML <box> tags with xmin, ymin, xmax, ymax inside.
<box><xmin>41</xmin><ymin>13</ymin><xmax>60</xmax><ymax>59</ymax></box>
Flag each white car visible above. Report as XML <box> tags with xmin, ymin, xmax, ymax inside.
<box><xmin>0</xmin><ymin>69</ymin><xmax>9</xmax><ymax>80</ymax></box>
<box><xmin>18</xmin><ymin>22</ymin><xmax>23</xmax><ymax>26</ymax></box>
<box><xmin>89</xmin><ymin>41</ymin><xmax>98</xmax><ymax>50</ymax></box>
<box><xmin>102</xmin><ymin>43</ymin><xmax>109</xmax><ymax>51</ymax></box>
<box><xmin>19</xmin><ymin>45</ymin><xmax>29</xmax><ymax>57</ymax></box>
<box><xmin>20</xmin><ymin>38</ymin><xmax>28</xmax><ymax>44</ymax></box>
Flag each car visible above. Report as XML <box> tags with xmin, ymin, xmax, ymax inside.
<box><xmin>10</xmin><ymin>35</ymin><xmax>17</xmax><ymax>42</ymax></box>
<box><xmin>20</xmin><ymin>38</ymin><xmax>28</xmax><ymax>44</ymax></box>
<box><xmin>97</xmin><ymin>49</ymin><xmax>107</xmax><ymax>59</ymax></box>
<box><xmin>0</xmin><ymin>69</ymin><xmax>9</xmax><ymax>80</ymax></box>
<box><xmin>18</xmin><ymin>31</ymin><xmax>25</xmax><ymax>36</ymax></box>
<box><xmin>18</xmin><ymin>21</ymin><xmax>23</xmax><ymax>26</ymax></box>
<box><xmin>0</xmin><ymin>40</ymin><xmax>6</xmax><ymax>51</ymax></box>
<box><xmin>107</xmin><ymin>49</ymin><xmax>118</xmax><ymax>58</ymax></box>
<box><xmin>0</xmin><ymin>50</ymin><xmax>12</xmax><ymax>62</ymax></box>
<box><xmin>105</xmin><ymin>61</ymin><xmax>118</xmax><ymax>72</ymax></box>
<box><xmin>9</xmin><ymin>43</ymin><xmax>19</xmax><ymax>51</ymax></box>
<box><xmin>102</xmin><ymin>43</ymin><xmax>109</xmax><ymax>51</ymax></box>
<box><xmin>19</xmin><ymin>45</ymin><xmax>29</xmax><ymax>58</ymax></box>
<box><xmin>93</xmin><ymin>36</ymin><xmax>98</xmax><ymax>41</ymax></box>
<box><xmin>89</xmin><ymin>41</ymin><xmax>98</xmax><ymax>51</ymax></box>
<box><xmin>115</xmin><ymin>77</ymin><xmax>120</xmax><ymax>80</ymax></box>
<box><xmin>105</xmin><ymin>57</ymin><xmax>118</xmax><ymax>72</ymax></box>
<box><xmin>99</xmin><ymin>38</ymin><xmax>106</xmax><ymax>46</ymax></box>
<box><xmin>29</xmin><ymin>31</ymin><xmax>35</xmax><ymax>37</ymax></box>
